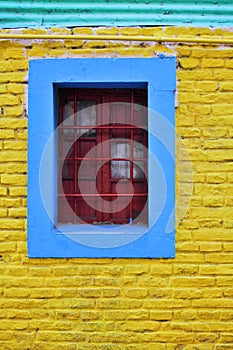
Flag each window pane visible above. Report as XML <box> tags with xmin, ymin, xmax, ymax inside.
<box><xmin>111</xmin><ymin>141</ymin><xmax>130</xmax><ymax>158</ymax></box>
<box><xmin>63</xmin><ymin>101</ymin><xmax>74</xmax><ymax>126</ymax></box>
<box><xmin>111</xmin><ymin>160</ymin><xmax>130</xmax><ymax>179</ymax></box>
<box><xmin>134</xmin><ymin>143</ymin><xmax>144</xmax><ymax>159</ymax></box>
<box><xmin>133</xmin><ymin>161</ymin><xmax>145</xmax><ymax>180</ymax></box>
<box><xmin>77</xmin><ymin>100</ymin><xmax>96</xmax><ymax>137</ymax></box>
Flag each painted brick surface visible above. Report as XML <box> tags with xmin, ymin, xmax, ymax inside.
<box><xmin>0</xmin><ymin>26</ymin><xmax>233</xmax><ymax>349</ymax></box>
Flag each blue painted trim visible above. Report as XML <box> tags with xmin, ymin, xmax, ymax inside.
<box><xmin>28</xmin><ymin>58</ymin><xmax>176</xmax><ymax>258</ymax></box>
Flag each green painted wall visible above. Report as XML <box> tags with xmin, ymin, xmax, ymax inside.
<box><xmin>0</xmin><ymin>0</ymin><xmax>232</xmax><ymax>28</ymax></box>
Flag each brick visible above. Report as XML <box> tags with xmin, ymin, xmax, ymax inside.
<box><xmin>78</xmin><ymin>265</ymin><xmax>105</xmax><ymax>275</ymax></box>
<box><xmin>170</xmin><ymin>277</ymin><xmax>215</xmax><ymax>288</ymax></box>
<box><xmin>143</xmin><ymin>299</ymin><xmax>190</xmax><ymax>309</ymax></box>
<box><xmin>202</xmin><ymin>58</ymin><xmax>224</xmax><ymax>68</ymax></box>
<box><xmin>177</xmin><ymin>127</ymin><xmax>200</xmax><ymax>138</ymax></box>
<box><xmin>179</xmin><ymin>58</ymin><xmax>199</xmax><ymax>69</ymax></box>
<box><xmin>125</xmin><ymin>288</ymin><xmax>148</xmax><ymax>298</ymax></box>
<box><xmin>0</xmin><ymin>186</ymin><xmax>7</xmax><ymax>196</ymax></box>
<box><xmin>9</xmin><ymin>187</ymin><xmax>27</xmax><ymax>196</ymax></box>
<box><xmin>0</xmin><ymin>129</ymin><xmax>14</xmax><ymax>139</ymax></box>
<box><xmin>78</xmin><ymin>288</ymin><xmax>102</xmax><ymax>298</ymax></box>
<box><xmin>214</xmin><ymin>69</ymin><xmax>233</xmax><ymax>80</ymax></box>
<box><xmin>96</xmin><ymin>27</ymin><xmax>118</xmax><ymax>35</ymax></box>
<box><xmin>150</xmin><ymin>311</ymin><xmax>172</xmax><ymax>321</ymax></box>
<box><xmin>127</xmin><ymin>310</ymin><xmax>149</xmax><ymax>320</ymax></box>
<box><xmin>3</xmin><ymin>141</ymin><xmax>27</xmax><ymax>150</ymax></box>
<box><xmin>0</xmin><ymin>162</ymin><xmax>27</xmax><ymax>174</ymax></box>
<box><xmin>0</xmin><ymin>94</ymin><xmax>19</xmax><ymax>106</ymax></box>
<box><xmin>3</xmin><ymin>48</ymin><xmax>25</xmax><ymax>59</ymax></box>
<box><xmin>125</xmin><ymin>345</ymin><xmax>165</xmax><ymax>350</ymax></box>
<box><xmin>199</xmin><ymin>264</ymin><xmax>233</xmax><ymax>275</ymax></box>
<box><xmin>8</xmin><ymin>208</ymin><xmax>27</xmax><ymax>217</ymax></box>
<box><xmin>0</xmin><ymin>72</ymin><xmax>26</xmax><ymax>83</ymax></box>
<box><xmin>220</xmin><ymin>311</ymin><xmax>233</xmax><ymax>321</ymax></box>
<box><xmin>176</xmin><ymin>45</ymin><xmax>191</xmax><ymax>56</ymax></box>
<box><xmin>0</xmin><ymin>208</ymin><xmax>7</xmax><ymax>217</ymax></box>
<box><xmin>203</xmin><ymin>127</ymin><xmax>228</xmax><ymax>138</ymax></box>
<box><xmin>93</xmin><ymin>277</ymin><xmax>117</xmax><ymax>286</ymax></box>
<box><xmin>117</xmin><ymin>47</ymin><xmax>153</xmax><ymax>57</ymax></box>
<box><xmin>173</xmin><ymin>264</ymin><xmax>198</xmax><ymax>275</ymax></box>
<box><xmin>28</xmin><ymin>45</ymin><xmax>48</xmax><ymax>57</ymax></box>
<box><xmin>37</xmin><ymin>331</ymin><xmax>85</xmax><ymax>342</ymax></box>
<box><xmin>73</xmin><ymin>27</ymin><xmax>94</xmax><ymax>35</ymax></box>
<box><xmin>205</xmin><ymin>253</ymin><xmax>233</xmax><ymax>263</ymax></box>
<box><xmin>148</xmin><ymin>287</ymin><xmax>172</xmax><ymax>299</ymax></box>
<box><xmin>7</xmin><ymin>83</ymin><xmax>25</xmax><ymax>94</ymax></box>
<box><xmin>217</xmin><ymin>277</ymin><xmax>233</xmax><ymax>286</ymax></box>
<box><xmin>81</xmin><ymin>311</ymin><xmax>100</xmax><ymax>321</ymax></box>
<box><xmin>0</xmin><ymin>219</ymin><xmax>24</xmax><ymax>229</ymax></box>
<box><xmin>1</xmin><ymin>174</ymin><xmax>27</xmax><ymax>185</ymax></box>
<box><xmin>192</xmin><ymin>299</ymin><xmax>233</xmax><ymax>308</ymax></box>
<box><xmin>102</xmin><ymin>288</ymin><xmax>121</xmax><ymax>297</ymax></box>
<box><xmin>196</xmin><ymin>81</ymin><xmax>218</xmax><ymax>91</ymax></box>
<box><xmin>203</xmin><ymin>196</ymin><xmax>224</xmax><ymax>207</ymax></box>
<box><xmin>119</xmin><ymin>27</ymin><xmax>143</xmax><ymax>36</ymax></box>
<box><xmin>204</xmin><ymin>139</ymin><xmax>233</xmax><ymax>149</ymax></box>
<box><xmin>207</xmin><ymin>150</ymin><xmax>233</xmax><ymax>162</ymax></box>
<box><xmin>200</xmin><ymin>243</ymin><xmax>222</xmax><ymax>252</ymax></box>
<box><xmin>206</xmin><ymin>173</ymin><xmax>226</xmax><ymax>184</ymax></box>
<box><xmin>125</xmin><ymin>264</ymin><xmax>149</xmax><ymax>275</ymax></box>
<box><xmin>3</xmin><ymin>106</ymin><xmax>24</xmax><ymax>117</ymax></box>
<box><xmin>46</xmin><ymin>277</ymin><xmax>92</xmax><ymax>288</ymax></box>
<box><xmin>215</xmin><ymin>345</ymin><xmax>233</xmax><ymax>350</ymax></box>
<box><xmin>86</xmin><ymin>41</ymin><xmax>106</xmax><ymax>48</ymax></box>
<box><xmin>188</xmin><ymin>104</ymin><xmax>211</xmax><ymax>116</ymax></box>
<box><xmin>0</xmin><ymin>242</ymin><xmax>16</xmax><ymax>252</ymax></box>
<box><xmin>195</xmin><ymin>184</ymin><xmax>233</xmax><ymax>196</ymax></box>
<box><xmin>196</xmin><ymin>162</ymin><xmax>233</xmax><ymax>173</ymax></box>
<box><xmin>219</xmin><ymin>81</ymin><xmax>233</xmax><ymax>91</ymax></box>
<box><xmin>220</xmin><ymin>333</ymin><xmax>233</xmax><ymax>343</ymax></box>
<box><xmin>118</xmin><ymin>321</ymin><xmax>160</xmax><ymax>332</ymax></box>
<box><xmin>0</xmin><ymin>84</ymin><xmax>7</xmax><ymax>93</ymax></box>
<box><xmin>177</xmin><ymin>68</ymin><xmax>213</xmax><ymax>81</ymax></box>
<box><xmin>223</xmin><ymin>243</ymin><xmax>233</xmax><ymax>252</ymax></box>
<box><xmin>226</xmin><ymin>60</ymin><xmax>233</xmax><ymax>68</ymax></box>
<box><xmin>0</xmin><ymin>118</ymin><xmax>27</xmax><ymax>129</ymax></box>
<box><xmin>97</xmin><ymin>299</ymin><xmax>142</xmax><ymax>309</ymax></box>
<box><xmin>176</xmin><ymin>242</ymin><xmax>199</xmax><ymax>252</ymax></box>
<box><xmin>104</xmin><ymin>311</ymin><xmax>128</xmax><ymax>321</ymax></box>
<box><xmin>224</xmin><ymin>220</ymin><xmax>233</xmax><ymax>229</ymax></box>
<box><xmin>0</xmin><ymin>197</ymin><xmax>21</xmax><ymax>207</ymax></box>
<box><xmin>0</xmin><ymin>150</ymin><xmax>27</xmax><ymax>163</ymax></box>
<box><xmin>15</xmin><ymin>129</ymin><xmax>27</xmax><ymax>140</ymax></box>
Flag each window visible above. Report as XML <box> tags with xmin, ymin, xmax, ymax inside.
<box><xmin>58</xmin><ymin>88</ymin><xmax>148</xmax><ymax>225</ymax></box>
<box><xmin>28</xmin><ymin>58</ymin><xmax>176</xmax><ymax>258</ymax></box>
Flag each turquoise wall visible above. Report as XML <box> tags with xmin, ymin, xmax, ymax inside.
<box><xmin>0</xmin><ymin>0</ymin><xmax>232</xmax><ymax>28</ymax></box>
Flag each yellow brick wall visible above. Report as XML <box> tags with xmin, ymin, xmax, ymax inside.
<box><xmin>0</xmin><ymin>26</ymin><xmax>233</xmax><ymax>350</ymax></box>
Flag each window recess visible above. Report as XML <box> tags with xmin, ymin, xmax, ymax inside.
<box><xmin>58</xmin><ymin>88</ymin><xmax>148</xmax><ymax>225</ymax></box>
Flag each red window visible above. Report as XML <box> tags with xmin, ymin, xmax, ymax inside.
<box><xmin>58</xmin><ymin>88</ymin><xmax>148</xmax><ymax>225</ymax></box>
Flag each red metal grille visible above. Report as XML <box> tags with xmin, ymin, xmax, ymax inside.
<box><xmin>58</xmin><ymin>88</ymin><xmax>148</xmax><ymax>225</ymax></box>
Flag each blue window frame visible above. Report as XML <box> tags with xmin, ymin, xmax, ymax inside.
<box><xmin>28</xmin><ymin>57</ymin><xmax>176</xmax><ymax>258</ymax></box>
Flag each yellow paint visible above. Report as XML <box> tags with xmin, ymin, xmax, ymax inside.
<box><xmin>0</xmin><ymin>26</ymin><xmax>233</xmax><ymax>349</ymax></box>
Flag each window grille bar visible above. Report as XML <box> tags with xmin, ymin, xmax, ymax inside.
<box><xmin>74</xmin><ymin>92</ymin><xmax>77</xmax><ymax>221</ymax></box>
<box><xmin>60</xmin><ymin>157</ymin><xmax>146</xmax><ymax>161</ymax></box>
<box><xmin>59</xmin><ymin>125</ymin><xmax>145</xmax><ymax>129</ymax></box>
<box><xmin>129</xmin><ymin>89</ymin><xmax>134</xmax><ymax>224</ymax></box>
<box><xmin>58</xmin><ymin>193</ymin><xmax>147</xmax><ymax>197</ymax></box>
